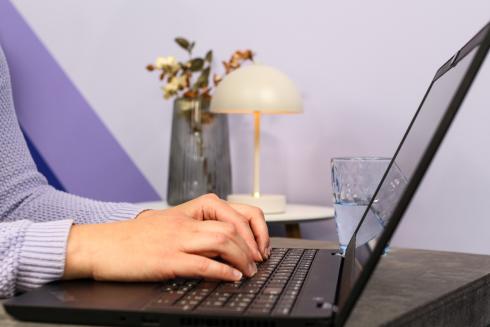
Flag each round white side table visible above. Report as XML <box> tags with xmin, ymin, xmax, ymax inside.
<box><xmin>136</xmin><ymin>201</ymin><xmax>334</xmax><ymax>238</ymax></box>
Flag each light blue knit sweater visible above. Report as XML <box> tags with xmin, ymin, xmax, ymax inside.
<box><xmin>0</xmin><ymin>46</ymin><xmax>143</xmax><ymax>298</ymax></box>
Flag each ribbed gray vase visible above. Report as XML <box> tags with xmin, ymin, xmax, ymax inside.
<box><xmin>167</xmin><ymin>97</ymin><xmax>232</xmax><ymax>205</ymax></box>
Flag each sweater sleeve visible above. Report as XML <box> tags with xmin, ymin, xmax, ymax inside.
<box><xmin>0</xmin><ymin>219</ymin><xmax>73</xmax><ymax>298</ymax></box>
<box><xmin>0</xmin><ymin>45</ymin><xmax>145</xmax><ymax>225</ymax></box>
<box><xmin>0</xmin><ymin>44</ymin><xmax>147</xmax><ymax>297</ymax></box>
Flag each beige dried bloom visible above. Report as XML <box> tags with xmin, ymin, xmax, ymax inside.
<box><xmin>155</xmin><ymin>56</ymin><xmax>180</xmax><ymax>74</ymax></box>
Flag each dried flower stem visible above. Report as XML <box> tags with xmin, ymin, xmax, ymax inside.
<box><xmin>146</xmin><ymin>37</ymin><xmax>254</xmax><ymax>101</ymax></box>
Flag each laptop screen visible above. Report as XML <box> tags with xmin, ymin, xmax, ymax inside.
<box><xmin>353</xmin><ymin>47</ymin><xmax>479</xmax><ymax>252</ymax></box>
<box><xmin>336</xmin><ymin>24</ymin><xmax>489</xmax><ymax>322</ymax></box>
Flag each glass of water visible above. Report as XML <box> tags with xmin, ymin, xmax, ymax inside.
<box><xmin>331</xmin><ymin>157</ymin><xmax>390</xmax><ymax>254</ymax></box>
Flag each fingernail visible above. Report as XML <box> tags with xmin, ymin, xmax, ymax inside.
<box><xmin>267</xmin><ymin>245</ymin><xmax>272</xmax><ymax>257</ymax></box>
<box><xmin>249</xmin><ymin>263</ymin><xmax>257</xmax><ymax>276</ymax></box>
<box><xmin>262</xmin><ymin>247</ymin><xmax>268</xmax><ymax>258</ymax></box>
<box><xmin>257</xmin><ymin>249</ymin><xmax>264</xmax><ymax>262</ymax></box>
<box><xmin>232</xmin><ymin>269</ymin><xmax>243</xmax><ymax>281</ymax></box>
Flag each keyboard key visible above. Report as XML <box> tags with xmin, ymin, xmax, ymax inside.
<box><xmin>262</xmin><ymin>287</ymin><xmax>283</xmax><ymax>295</ymax></box>
<box><xmin>247</xmin><ymin>307</ymin><xmax>272</xmax><ymax>315</ymax></box>
<box><xmin>272</xmin><ymin>306</ymin><xmax>291</xmax><ymax>316</ymax></box>
<box><xmin>154</xmin><ymin>293</ymin><xmax>182</xmax><ymax>306</ymax></box>
<box><xmin>147</xmin><ymin>248</ymin><xmax>317</xmax><ymax>315</ymax></box>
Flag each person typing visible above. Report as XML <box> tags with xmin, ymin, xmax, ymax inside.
<box><xmin>0</xmin><ymin>44</ymin><xmax>269</xmax><ymax>298</ymax></box>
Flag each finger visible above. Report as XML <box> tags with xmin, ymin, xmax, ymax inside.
<box><xmin>202</xmin><ymin>206</ymin><xmax>264</xmax><ymax>262</ymax></box>
<box><xmin>197</xmin><ymin>220</ymin><xmax>256</xmax><ymax>262</ymax></box>
<box><xmin>182</xmin><ymin>222</ymin><xmax>257</xmax><ymax>276</ymax></box>
<box><xmin>228</xmin><ymin>202</ymin><xmax>270</xmax><ymax>258</ymax></box>
<box><xmin>171</xmin><ymin>253</ymin><xmax>243</xmax><ymax>281</ymax></box>
<box><xmin>176</xmin><ymin>194</ymin><xmax>263</xmax><ymax>261</ymax></box>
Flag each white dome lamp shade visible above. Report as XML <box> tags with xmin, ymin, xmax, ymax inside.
<box><xmin>210</xmin><ymin>64</ymin><xmax>303</xmax><ymax>214</ymax></box>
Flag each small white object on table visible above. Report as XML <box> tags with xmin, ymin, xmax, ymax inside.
<box><xmin>135</xmin><ymin>201</ymin><xmax>334</xmax><ymax>238</ymax></box>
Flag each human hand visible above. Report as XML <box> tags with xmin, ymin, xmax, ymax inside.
<box><xmin>170</xmin><ymin>193</ymin><xmax>271</xmax><ymax>261</ymax></box>
<box><xmin>63</xmin><ymin>194</ymin><xmax>269</xmax><ymax>283</ymax></box>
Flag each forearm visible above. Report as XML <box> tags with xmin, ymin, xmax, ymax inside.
<box><xmin>6</xmin><ymin>184</ymin><xmax>144</xmax><ymax>225</ymax></box>
<box><xmin>63</xmin><ymin>220</ymin><xmax>132</xmax><ymax>280</ymax></box>
<box><xmin>0</xmin><ymin>45</ymin><xmax>143</xmax><ymax>225</ymax></box>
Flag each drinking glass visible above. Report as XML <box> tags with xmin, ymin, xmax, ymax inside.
<box><xmin>331</xmin><ymin>157</ymin><xmax>390</xmax><ymax>253</ymax></box>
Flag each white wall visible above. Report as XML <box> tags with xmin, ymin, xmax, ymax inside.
<box><xmin>12</xmin><ymin>0</ymin><xmax>490</xmax><ymax>253</ymax></box>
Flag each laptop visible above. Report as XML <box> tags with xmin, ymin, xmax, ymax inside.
<box><xmin>4</xmin><ymin>22</ymin><xmax>489</xmax><ymax>327</ymax></box>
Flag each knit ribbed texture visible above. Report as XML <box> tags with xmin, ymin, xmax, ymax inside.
<box><xmin>17</xmin><ymin>219</ymin><xmax>73</xmax><ymax>292</ymax></box>
<box><xmin>0</xmin><ymin>45</ymin><xmax>145</xmax><ymax>298</ymax></box>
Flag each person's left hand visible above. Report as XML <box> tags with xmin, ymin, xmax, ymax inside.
<box><xmin>167</xmin><ymin>194</ymin><xmax>271</xmax><ymax>262</ymax></box>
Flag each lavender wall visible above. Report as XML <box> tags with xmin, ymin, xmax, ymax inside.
<box><xmin>9</xmin><ymin>0</ymin><xmax>490</xmax><ymax>254</ymax></box>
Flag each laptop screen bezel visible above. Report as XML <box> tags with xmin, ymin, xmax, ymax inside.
<box><xmin>334</xmin><ymin>23</ymin><xmax>490</xmax><ymax>326</ymax></box>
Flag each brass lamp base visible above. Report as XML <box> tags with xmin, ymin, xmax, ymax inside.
<box><xmin>227</xmin><ymin>194</ymin><xmax>286</xmax><ymax>214</ymax></box>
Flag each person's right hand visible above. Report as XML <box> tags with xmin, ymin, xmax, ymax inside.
<box><xmin>63</xmin><ymin>204</ymin><xmax>263</xmax><ymax>283</ymax></box>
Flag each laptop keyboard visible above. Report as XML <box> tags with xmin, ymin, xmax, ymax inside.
<box><xmin>145</xmin><ymin>248</ymin><xmax>317</xmax><ymax>316</ymax></box>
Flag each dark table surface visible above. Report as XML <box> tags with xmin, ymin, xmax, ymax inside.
<box><xmin>2</xmin><ymin>237</ymin><xmax>489</xmax><ymax>327</ymax></box>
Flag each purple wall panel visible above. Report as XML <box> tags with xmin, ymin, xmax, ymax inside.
<box><xmin>0</xmin><ymin>0</ymin><xmax>160</xmax><ymax>202</ymax></box>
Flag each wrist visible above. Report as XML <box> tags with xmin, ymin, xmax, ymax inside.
<box><xmin>63</xmin><ymin>224</ymin><xmax>93</xmax><ymax>280</ymax></box>
<box><xmin>135</xmin><ymin>209</ymin><xmax>162</xmax><ymax>220</ymax></box>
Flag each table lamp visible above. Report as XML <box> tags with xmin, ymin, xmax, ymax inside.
<box><xmin>210</xmin><ymin>64</ymin><xmax>303</xmax><ymax>214</ymax></box>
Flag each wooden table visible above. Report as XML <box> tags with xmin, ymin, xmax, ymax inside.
<box><xmin>2</xmin><ymin>238</ymin><xmax>489</xmax><ymax>326</ymax></box>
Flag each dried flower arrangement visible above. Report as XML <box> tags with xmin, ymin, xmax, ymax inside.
<box><xmin>146</xmin><ymin>37</ymin><xmax>254</xmax><ymax>100</ymax></box>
